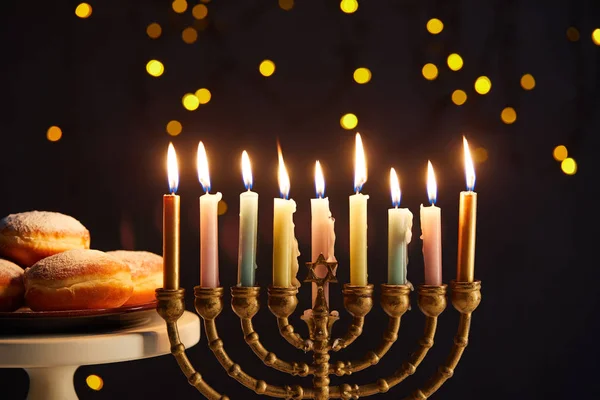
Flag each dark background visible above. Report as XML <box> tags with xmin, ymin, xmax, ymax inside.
<box><xmin>0</xmin><ymin>0</ymin><xmax>598</xmax><ymax>399</ymax></box>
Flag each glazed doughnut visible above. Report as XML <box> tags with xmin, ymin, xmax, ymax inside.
<box><xmin>0</xmin><ymin>211</ymin><xmax>90</xmax><ymax>268</ymax></box>
<box><xmin>24</xmin><ymin>249</ymin><xmax>133</xmax><ymax>311</ymax></box>
<box><xmin>0</xmin><ymin>259</ymin><xmax>25</xmax><ymax>312</ymax></box>
<box><xmin>107</xmin><ymin>250</ymin><xmax>162</xmax><ymax>306</ymax></box>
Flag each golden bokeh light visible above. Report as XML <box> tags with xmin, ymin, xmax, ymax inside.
<box><xmin>474</xmin><ymin>76</ymin><xmax>492</xmax><ymax>94</ymax></box>
<box><xmin>146</xmin><ymin>60</ymin><xmax>164</xmax><ymax>77</ymax></box>
<box><xmin>473</xmin><ymin>147</ymin><xmax>488</xmax><ymax>163</ymax></box>
<box><xmin>192</xmin><ymin>4</ymin><xmax>208</xmax><ymax>19</ymax></box>
<box><xmin>592</xmin><ymin>28</ymin><xmax>600</xmax><ymax>45</ymax></box>
<box><xmin>447</xmin><ymin>53</ymin><xmax>463</xmax><ymax>71</ymax></box>
<box><xmin>340</xmin><ymin>113</ymin><xmax>358</xmax><ymax>130</ymax></box>
<box><xmin>426</xmin><ymin>18</ymin><xmax>443</xmax><ymax>34</ymax></box>
<box><xmin>422</xmin><ymin>63</ymin><xmax>438</xmax><ymax>80</ymax></box>
<box><xmin>218</xmin><ymin>200</ymin><xmax>228</xmax><ymax>215</ymax></box>
<box><xmin>451</xmin><ymin>89</ymin><xmax>467</xmax><ymax>106</ymax></box>
<box><xmin>561</xmin><ymin>158</ymin><xmax>577</xmax><ymax>175</ymax></box>
<box><xmin>553</xmin><ymin>145</ymin><xmax>568</xmax><ymax>161</ymax></box>
<box><xmin>567</xmin><ymin>27</ymin><xmax>580</xmax><ymax>42</ymax></box>
<box><xmin>182</xmin><ymin>94</ymin><xmax>200</xmax><ymax>111</ymax></box>
<box><xmin>501</xmin><ymin>107</ymin><xmax>517</xmax><ymax>124</ymax></box>
<box><xmin>520</xmin><ymin>73</ymin><xmax>535</xmax><ymax>90</ymax></box>
<box><xmin>195</xmin><ymin>88</ymin><xmax>212</xmax><ymax>104</ymax></box>
<box><xmin>182</xmin><ymin>27</ymin><xmax>198</xmax><ymax>44</ymax></box>
<box><xmin>353</xmin><ymin>67</ymin><xmax>372</xmax><ymax>84</ymax></box>
<box><xmin>146</xmin><ymin>23</ymin><xmax>162</xmax><ymax>39</ymax></box>
<box><xmin>279</xmin><ymin>0</ymin><xmax>294</xmax><ymax>11</ymax></box>
<box><xmin>259</xmin><ymin>60</ymin><xmax>276</xmax><ymax>77</ymax></box>
<box><xmin>166</xmin><ymin>120</ymin><xmax>183</xmax><ymax>136</ymax></box>
<box><xmin>86</xmin><ymin>375</ymin><xmax>104</xmax><ymax>391</ymax></box>
<box><xmin>172</xmin><ymin>0</ymin><xmax>188</xmax><ymax>14</ymax></box>
<box><xmin>75</xmin><ymin>3</ymin><xmax>92</xmax><ymax>19</ymax></box>
<box><xmin>340</xmin><ymin>0</ymin><xmax>358</xmax><ymax>14</ymax></box>
<box><xmin>46</xmin><ymin>126</ymin><xmax>62</xmax><ymax>142</ymax></box>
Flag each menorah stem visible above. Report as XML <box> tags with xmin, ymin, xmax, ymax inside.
<box><xmin>312</xmin><ymin>297</ymin><xmax>332</xmax><ymax>400</ymax></box>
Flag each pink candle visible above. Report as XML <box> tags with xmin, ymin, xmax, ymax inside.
<box><xmin>198</xmin><ymin>142</ymin><xmax>222</xmax><ymax>288</ymax></box>
<box><xmin>420</xmin><ymin>161</ymin><xmax>442</xmax><ymax>285</ymax></box>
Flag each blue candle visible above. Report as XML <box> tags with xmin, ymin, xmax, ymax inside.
<box><xmin>238</xmin><ymin>151</ymin><xmax>258</xmax><ymax>287</ymax></box>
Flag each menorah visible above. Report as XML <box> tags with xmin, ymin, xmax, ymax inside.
<box><xmin>155</xmin><ymin>254</ymin><xmax>481</xmax><ymax>399</ymax></box>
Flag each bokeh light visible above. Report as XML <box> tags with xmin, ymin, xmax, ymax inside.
<box><xmin>520</xmin><ymin>73</ymin><xmax>535</xmax><ymax>90</ymax></box>
<box><xmin>340</xmin><ymin>0</ymin><xmax>358</xmax><ymax>14</ymax></box>
<box><xmin>195</xmin><ymin>88</ymin><xmax>212</xmax><ymax>104</ymax></box>
<box><xmin>192</xmin><ymin>4</ymin><xmax>208</xmax><ymax>19</ymax></box>
<box><xmin>182</xmin><ymin>94</ymin><xmax>200</xmax><ymax>111</ymax></box>
<box><xmin>279</xmin><ymin>0</ymin><xmax>294</xmax><ymax>11</ymax></box>
<box><xmin>259</xmin><ymin>60</ymin><xmax>276</xmax><ymax>77</ymax></box>
<box><xmin>353</xmin><ymin>68</ymin><xmax>372</xmax><ymax>84</ymax></box>
<box><xmin>86</xmin><ymin>375</ymin><xmax>103</xmax><ymax>391</ymax></box>
<box><xmin>146</xmin><ymin>23</ymin><xmax>162</xmax><ymax>39</ymax></box>
<box><xmin>75</xmin><ymin>3</ymin><xmax>92</xmax><ymax>19</ymax></box>
<box><xmin>426</xmin><ymin>18</ymin><xmax>443</xmax><ymax>34</ymax></box>
<box><xmin>182</xmin><ymin>27</ymin><xmax>198</xmax><ymax>44</ymax></box>
<box><xmin>553</xmin><ymin>145</ymin><xmax>568</xmax><ymax>161</ymax></box>
<box><xmin>501</xmin><ymin>107</ymin><xmax>517</xmax><ymax>124</ymax></box>
<box><xmin>474</xmin><ymin>76</ymin><xmax>492</xmax><ymax>94</ymax></box>
<box><xmin>566</xmin><ymin>27</ymin><xmax>580</xmax><ymax>42</ymax></box>
<box><xmin>340</xmin><ymin>113</ymin><xmax>358</xmax><ymax>130</ymax></box>
<box><xmin>46</xmin><ymin>126</ymin><xmax>62</xmax><ymax>142</ymax></box>
<box><xmin>561</xmin><ymin>158</ymin><xmax>577</xmax><ymax>175</ymax></box>
<box><xmin>451</xmin><ymin>90</ymin><xmax>467</xmax><ymax>106</ymax></box>
<box><xmin>172</xmin><ymin>0</ymin><xmax>188</xmax><ymax>14</ymax></box>
<box><xmin>218</xmin><ymin>201</ymin><xmax>228</xmax><ymax>215</ymax></box>
<box><xmin>473</xmin><ymin>147</ymin><xmax>488</xmax><ymax>163</ymax></box>
<box><xmin>166</xmin><ymin>120</ymin><xmax>182</xmax><ymax>136</ymax></box>
<box><xmin>422</xmin><ymin>63</ymin><xmax>438</xmax><ymax>80</ymax></box>
<box><xmin>592</xmin><ymin>28</ymin><xmax>600</xmax><ymax>45</ymax></box>
<box><xmin>146</xmin><ymin>60</ymin><xmax>164</xmax><ymax>77</ymax></box>
<box><xmin>447</xmin><ymin>53</ymin><xmax>463</xmax><ymax>71</ymax></box>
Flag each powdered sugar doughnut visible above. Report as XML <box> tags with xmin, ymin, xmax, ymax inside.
<box><xmin>107</xmin><ymin>251</ymin><xmax>162</xmax><ymax>306</ymax></box>
<box><xmin>0</xmin><ymin>259</ymin><xmax>25</xmax><ymax>311</ymax></box>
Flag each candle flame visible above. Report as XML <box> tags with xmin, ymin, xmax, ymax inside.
<box><xmin>427</xmin><ymin>160</ymin><xmax>437</xmax><ymax>205</ymax></box>
<box><xmin>242</xmin><ymin>150</ymin><xmax>253</xmax><ymax>190</ymax></box>
<box><xmin>354</xmin><ymin>133</ymin><xmax>367</xmax><ymax>192</ymax></box>
<box><xmin>315</xmin><ymin>161</ymin><xmax>325</xmax><ymax>198</ymax></box>
<box><xmin>277</xmin><ymin>143</ymin><xmax>290</xmax><ymax>199</ymax></box>
<box><xmin>167</xmin><ymin>142</ymin><xmax>179</xmax><ymax>193</ymax></box>
<box><xmin>463</xmin><ymin>136</ymin><xmax>476</xmax><ymax>191</ymax></box>
<box><xmin>197</xmin><ymin>141</ymin><xmax>211</xmax><ymax>193</ymax></box>
<box><xmin>390</xmin><ymin>167</ymin><xmax>401</xmax><ymax>207</ymax></box>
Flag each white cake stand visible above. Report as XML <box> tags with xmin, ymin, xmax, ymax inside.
<box><xmin>0</xmin><ymin>311</ymin><xmax>200</xmax><ymax>400</ymax></box>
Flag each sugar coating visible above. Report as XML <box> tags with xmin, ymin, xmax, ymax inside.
<box><xmin>0</xmin><ymin>211</ymin><xmax>88</xmax><ymax>235</ymax></box>
<box><xmin>106</xmin><ymin>250</ymin><xmax>162</xmax><ymax>279</ymax></box>
<box><xmin>25</xmin><ymin>249</ymin><xmax>128</xmax><ymax>281</ymax></box>
<box><xmin>0</xmin><ymin>258</ymin><xmax>24</xmax><ymax>285</ymax></box>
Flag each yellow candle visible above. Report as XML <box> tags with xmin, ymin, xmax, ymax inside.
<box><xmin>349</xmin><ymin>133</ymin><xmax>369</xmax><ymax>286</ymax></box>
<box><xmin>163</xmin><ymin>143</ymin><xmax>180</xmax><ymax>290</ymax></box>
<box><xmin>457</xmin><ymin>137</ymin><xmax>477</xmax><ymax>282</ymax></box>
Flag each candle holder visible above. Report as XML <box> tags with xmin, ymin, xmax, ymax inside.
<box><xmin>156</xmin><ymin>254</ymin><xmax>482</xmax><ymax>399</ymax></box>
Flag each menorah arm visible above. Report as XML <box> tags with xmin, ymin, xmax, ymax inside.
<box><xmin>331</xmin><ymin>284</ymin><xmax>374</xmax><ymax>352</ymax></box>
<box><xmin>268</xmin><ymin>286</ymin><xmax>314</xmax><ymax>352</ymax></box>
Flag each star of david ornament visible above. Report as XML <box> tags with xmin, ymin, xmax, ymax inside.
<box><xmin>304</xmin><ymin>253</ymin><xmax>338</xmax><ymax>286</ymax></box>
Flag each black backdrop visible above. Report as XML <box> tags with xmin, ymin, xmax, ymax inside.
<box><xmin>0</xmin><ymin>0</ymin><xmax>598</xmax><ymax>399</ymax></box>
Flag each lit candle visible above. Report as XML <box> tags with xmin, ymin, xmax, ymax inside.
<box><xmin>197</xmin><ymin>142</ymin><xmax>222</xmax><ymax>288</ymax></box>
<box><xmin>311</xmin><ymin>161</ymin><xmax>336</xmax><ymax>307</ymax></box>
<box><xmin>420</xmin><ymin>161</ymin><xmax>442</xmax><ymax>285</ymax></box>
<box><xmin>457</xmin><ymin>137</ymin><xmax>477</xmax><ymax>282</ymax></box>
<box><xmin>272</xmin><ymin>146</ymin><xmax>300</xmax><ymax>287</ymax></box>
<box><xmin>388</xmin><ymin>168</ymin><xmax>413</xmax><ymax>285</ymax></box>
<box><xmin>238</xmin><ymin>151</ymin><xmax>258</xmax><ymax>287</ymax></box>
<box><xmin>349</xmin><ymin>133</ymin><xmax>369</xmax><ymax>286</ymax></box>
<box><xmin>163</xmin><ymin>143</ymin><xmax>180</xmax><ymax>290</ymax></box>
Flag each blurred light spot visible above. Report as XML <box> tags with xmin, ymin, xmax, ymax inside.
<box><xmin>182</xmin><ymin>27</ymin><xmax>198</xmax><ymax>44</ymax></box>
<box><xmin>340</xmin><ymin>0</ymin><xmax>358</xmax><ymax>14</ymax></box>
<box><xmin>146</xmin><ymin>60</ymin><xmax>164</xmax><ymax>77</ymax></box>
<box><xmin>353</xmin><ymin>68</ymin><xmax>371</xmax><ymax>84</ymax></box>
<box><xmin>501</xmin><ymin>107</ymin><xmax>517</xmax><ymax>124</ymax></box>
<box><xmin>592</xmin><ymin>28</ymin><xmax>600</xmax><ymax>45</ymax></box>
<box><xmin>279</xmin><ymin>0</ymin><xmax>294</xmax><ymax>11</ymax></box>
<box><xmin>259</xmin><ymin>60</ymin><xmax>276</xmax><ymax>77</ymax></box>
<box><xmin>195</xmin><ymin>88</ymin><xmax>211</xmax><ymax>104</ymax></box>
<box><xmin>146</xmin><ymin>23</ymin><xmax>162</xmax><ymax>39</ymax></box>
<box><xmin>472</xmin><ymin>147</ymin><xmax>488</xmax><ymax>163</ymax></box>
<box><xmin>422</xmin><ymin>63</ymin><xmax>438</xmax><ymax>80</ymax></box>
<box><xmin>561</xmin><ymin>158</ymin><xmax>577</xmax><ymax>175</ymax></box>
<box><xmin>474</xmin><ymin>76</ymin><xmax>492</xmax><ymax>94</ymax></box>
<box><xmin>340</xmin><ymin>113</ymin><xmax>358</xmax><ymax>130</ymax></box>
<box><xmin>192</xmin><ymin>4</ymin><xmax>208</xmax><ymax>19</ymax></box>
<box><xmin>447</xmin><ymin>53</ymin><xmax>463</xmax><ymax>71</ymax></box>
<box><xmin>567</xmin><ymin>27</ymin><xmax>580</xmax><ymax>42</ymax></box>
<box><xmin>75</xmin><ymin>3</ymin><xmax>92</xmax><ymax>19</ymax></box>
<box><xmin>47</xmin><ymin>126</ymin><xmax>62</xmax><ymax>142</ymax></box>
<box><xmin>86</xmin><ymin>375</ymin><xmax>103</xmax><ymax>391</ymax></box>
<box><xmin>166</xmin><ymin>120</ymin><xmax>183</xmax><ymax>136</ymax></box>
<box><xmin>451</xmin><ymin>90</ymin><xmax>467</xmax><ymax>106</ymax></box>
<box><xmin>553</xmin><ymin>145</ymin><xmax>568</xmax><ymax>161</ymax></box>
<box><xmin>426</xmin><ymin>18</ymin><xmax>443</xmax><ymax>34</ymax></box>
<box><xmin>520</xmin><ymin>73</ymin><xmax>535</xmax><ymax>90</ymax></box>
<box><xmin>218</xmin><ymin>201</ymin><xmax>228</xmax><ymax>215</ymax></box>
<box><xmin>172</xmin><ymin>0</ymin><xmax>188</xmax><ymax>14</ymax></box>
<box><xmin>182</xmin><ymin>94</ymin><xmax>200</xmax><ymax>111</ymax></box>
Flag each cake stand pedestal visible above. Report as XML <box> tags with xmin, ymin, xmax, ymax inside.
<box><xmin>0</xmin><ymin>311</ymin><xmax>200</xmax><ymax>400</ymax></box>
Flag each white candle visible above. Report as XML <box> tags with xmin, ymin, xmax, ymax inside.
<box><xmin>420</xmin><ymin>161</ymin><xmax>442</xmax><ymax>285</ymax></box>
<box><xmin>349</xmin><ymin>133</ymin><xmax>369</xmax><ymax>286</ymax></box>
<box><xmin>388</xmin><ymin>168</ymin><xmax>413</xmax><ymax>285</ymax></box>
<box><xmin>198</xmin><ymin>142</ymin><xmax>222</xmax><ymax>288</ymax></box>
<box><xmin>238</xmin><ymin>151</ymin><xmax>258</xmax><ymax>287</ymax></box>
<box><xmin>311</xmin><ymin>161</ymin><xmax>336</xmax><ymax>307</ymax></box>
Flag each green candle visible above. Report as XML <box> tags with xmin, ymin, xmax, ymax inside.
<box><xmin>387</xmin><ymin>168</ymin><xmax>413</xmax><ymax>285</ymax></box>
<box><xmin>238</xmin><ymin>151</ymin><xmax>258</xmax><ymax>287</ymax></box>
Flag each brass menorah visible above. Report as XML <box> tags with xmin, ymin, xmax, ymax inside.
<box><xmin>156</xmin><ymin>254</ymin><xmax>482</xmax><ymax>399</ymax></box>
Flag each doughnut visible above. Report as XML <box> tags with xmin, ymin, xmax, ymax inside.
<box><xmin>24</xmin><ymin>249</ymin><xmax>133</xmax><ymax>311</ymax></box>
<box><xmin>0</xmin><ymin>211</ymin><xmax>91</xmax><ymax>268</ymax></box>
<box><xmin>107</xmin><ymin>251</ymin><xmax>162</xmax><ymax>306</ymax></box>
<box><xmin>0</xmin><ymin>259</ymin><xmax>25</xmax><ymax>312</ymax></box>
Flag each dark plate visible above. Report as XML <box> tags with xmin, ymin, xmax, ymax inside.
<box><xmin>0</xmin><ymin>302</ymin><xmax>157</xmax><ymax>335</ymax></box>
